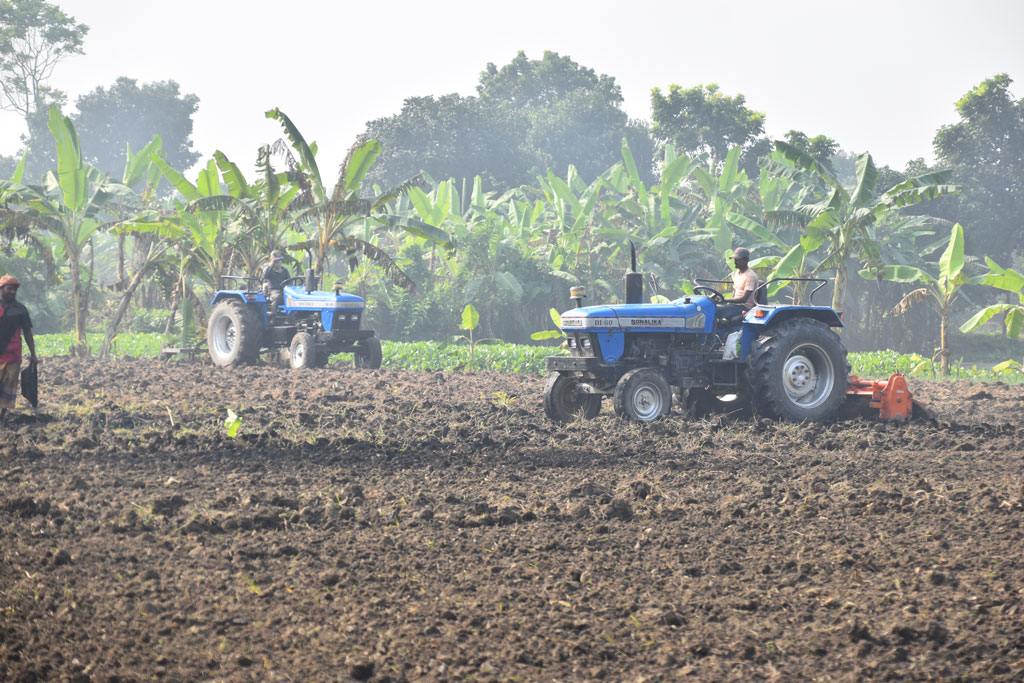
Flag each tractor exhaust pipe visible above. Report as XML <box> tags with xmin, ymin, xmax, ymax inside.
<box><xmin>305</xmin><ymin>268</ymin><xmax>316</xmax><ymax>293</ymax></box>
<box><xmin>625</xmin><ymin>239</ymin><xmax>642</xmax><ymax>304</ymax></box>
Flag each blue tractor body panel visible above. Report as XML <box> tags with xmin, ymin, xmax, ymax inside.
<box><xmin>211</xmin><ymin>290</ymin><xmax>270</xmax><ymax>326</ymax></box>
<box><xmin>560</xmin><ymin>297</ymin><xmax>715</xmax><ymax>363</ymax></box>
<box><xmin>280</xmin><ymin>286</ymin><xmax>365</xmax><ymax>333</ymax></box>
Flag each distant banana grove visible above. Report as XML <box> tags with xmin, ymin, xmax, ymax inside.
<box><xmin>1</xmin><ymin>104</ymin><xmax>1022</xmax><ymax>376</ymax></box>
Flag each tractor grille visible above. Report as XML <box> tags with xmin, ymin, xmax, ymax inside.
<box><xmin>332</xmin><ymin>312</ymin><xmax>362</xmax><ymax>332</ymax></box>
<box><xmin>567</xmin><ymin>333</ymin><xmax>599</xmax><ymax>358</ymax></box>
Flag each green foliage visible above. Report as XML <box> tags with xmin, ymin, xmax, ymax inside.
<box><xmin>73</xmin><ymin>77</ymin><xmax>200</xmax><ymax>180</ymax></box>
<box><xmin>35</xmin><ymin>332</ymin><xmax>167</xmax><ymax>357</ymax></box>
<box><xmin>224</xmin><ymin>409</ymin><xmax>241</xmax><ymax>438</ymax></box>
<box><xmin>364</xmin><ymin>50</ymin><xmax>654</xmax><ymax>190</ymax></box>
<box><xmin>379</xmin><ymin>340</ymin><xmax>559</xmax><ymax>374</ymax></box>
<box><xmin>850</xmin><ymin>349</ymin><xmax>1024</xmax><ymax>383</ymax></box>
<box><xmin>0</xmin><ymin>0</ymin><xmax>88</xmax><ymax>118</ymax></box>
<box><xmin>960</xmin><ymin>256</ymin><xmax>1024</xmax><ymax>338</ymax></box>
<box><xmin>933</xmin><ymin>74</ymin><xmax>1024</xmax><ymax>254</ymax></box>
<box><xmin>650</xmin><ymin>83</ymin><xmax>765</xmax><ymax>168</ymax></box>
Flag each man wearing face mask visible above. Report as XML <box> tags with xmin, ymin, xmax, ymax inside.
<box><xmin>0</xmin><ymin>275</ymin><xmax>38</xmax><ymax>421</ymax></box>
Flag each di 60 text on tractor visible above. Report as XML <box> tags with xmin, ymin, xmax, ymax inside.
<box><xmin>206</xmin><ymin>261</ymin><xmax>382</xmax><ymax>369</ymax></box>
<box><xmin>543</xmin><ymin>243</ymin><xmax>919</xmax><ymax>423</ymax></box>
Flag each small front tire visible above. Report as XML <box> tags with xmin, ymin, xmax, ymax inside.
<box><xmin>543</xmin><ymin>373</ymin><xmax>601</xmax><ymax>422</ymax></box>
<box><xmin>613</xmin><ymin>368</ymin><xmax>672</xmax><ymax>421</ymax></box>
<box><xmin>289</xmin><ymin>332</ymin><xmax>319</xmax><ymax>369</ymax></box>
<box><xmin>354</xmin><ymin>337</ymin><xmax>383</xmax><ymax>369</ymax></box>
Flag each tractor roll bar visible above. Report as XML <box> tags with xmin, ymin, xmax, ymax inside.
<box><xmin>219</xmin><ymin>275</ymin><xmax>262</xmax><ymax>292</ymax></box>
<box><xmin>693</xmin><ymin>277</ymin><xmax>829</xmax><ymax>305</ymax></box>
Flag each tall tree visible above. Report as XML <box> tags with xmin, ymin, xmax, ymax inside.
<box><xmin>933</xmin><ymin>73</ymin><xmax>1024</xmax><ymax>253</ymax></box>
<box><xmin>0</xmin><ymin>0</ymin><xmax>87</xmax><ymax>119</ymax></box>
<box><xmin>363</xmin><ymin>51</ymin><xmax>653</xmax><ymax>190</ymax></box>
<box><xmin>73</xmin><ymin>77</ymin><xmax>201</xmax><ymax>179</ymax></box>
<box><xmin>650</xmin><ymin>83</ymin><xmax>765</xmax><ymax>169</ymax></box>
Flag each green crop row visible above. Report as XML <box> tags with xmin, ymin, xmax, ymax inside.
<box><xmin>33</xmin><ymin>333</ymin><xmax>1023</xmax><ymax>382</ymax></box>
<box><xmin>35</xmin><ymin>333</ymin><xmax>170</xmax><ymax>358</ymax></box>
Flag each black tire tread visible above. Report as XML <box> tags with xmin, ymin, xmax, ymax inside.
<box><xmin>747</xmin><ymin>318</ymin><xmax>850</xmax><ymax>421</ymax></box>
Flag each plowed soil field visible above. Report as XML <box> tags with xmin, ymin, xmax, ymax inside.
<box><xmin>2</xmin><ymin>358</ymin><xmax>1023</xmax><ymax>682</ymax></box>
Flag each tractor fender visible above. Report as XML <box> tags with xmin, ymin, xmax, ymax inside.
<box><xmin>739</xmin><ymin>306</ymin><xmax>844</xmax><ymax>358</ymax></box>
<box><xmin>210</xmin><ymin>291</ymin><xmax>269</xmax><ymax>327</ymax></box>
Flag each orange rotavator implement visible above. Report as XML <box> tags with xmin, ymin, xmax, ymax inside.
<box><xmin>846</xmin><ymin>374</ymin><xmax>925</xmax><ymax>421</ymax></box>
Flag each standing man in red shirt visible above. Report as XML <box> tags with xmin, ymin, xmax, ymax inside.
<box><xmin>0</xmin><ymin>275</ymin><xmax>38</xmax><ymax>420</ymax></box>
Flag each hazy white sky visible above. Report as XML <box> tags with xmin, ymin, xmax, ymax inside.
<box><xmin>2</xmin><ymin>0</ymin><xmax>1022</xmax><ymax>178</ymax></box>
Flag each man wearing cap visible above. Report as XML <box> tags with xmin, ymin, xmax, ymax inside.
<box><xmin>0</xmin><ymin>275</ymin><xmax>37</xmax><ymax>420</ymax></box>
<box><xmin>718</xmin><ymin>247</ymin><xmax>760</xmax><ymax>318</ymax></box>
<box><xmin>260</xmin><ymin>250</ymin><xmax>291</xmax><ymax>317</ymax></box>
<box><xmin>260</xmin><ymin>250</ymin><xmax>291</xmax><ymax>291</ymax></box>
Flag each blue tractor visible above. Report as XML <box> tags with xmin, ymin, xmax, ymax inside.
<box><xmin>206</xmin><ymin>266</ymin><xmax>382</xmax><ymax>369</ymax></box>
<box><xmin>544</xmin><ymin>244</ymin><xmax>851</xmax><ymax>423</ymax></box>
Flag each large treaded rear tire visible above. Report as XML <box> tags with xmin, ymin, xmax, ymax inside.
<box><xmin>747</xmin><ymin>318</ymin><xmax>850</xmax><ymax>421</ymax></box>
<box><xmin>207</xmin><ymin>300</ymin><xmax>262</xmax><ymax>367</ymax></box>
<box><xmin>544</xmin><ymin>373</ymin><xmax>601</xmax><ymax>422</ymax></box>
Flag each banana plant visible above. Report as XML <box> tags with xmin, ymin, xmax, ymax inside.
<box><xmin>183</xmin><ymin>146</ymin><xmax>303</xmax><ymax>277</ymax></box>
<box><xmin>597</xmin><ymin>141</ymin><xmax>711</xmax><ymax>295</ymax></box>
<box><xmin>267</xmin><ymin>108</ymin><xmax>451</xmax><ymax>292</ymax></box>
<box><xmin>764</xmin><ymin>141</ymin><xmax>958</xmax><ymax>312</ymax></box>
<box><xmin>960</xmin><ymin>257</ymin><xmax>1024</xmax><ymax>339</ymax></box>
<box><xmin>453</xmin><ymin>303</ymin><xmax>501</xmax><ymax>358</ymax></box>
<box><xmin>859</xmin><ymin>223</ymin><xmax>981</xmax><ymax>375</ymax></box>
<box><xmin>0</xmin><ymin>106</ymin><xmax>133</xmax><ymax>355</ymax></box>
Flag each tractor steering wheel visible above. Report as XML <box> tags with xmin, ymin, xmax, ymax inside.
<box><xmin>693</xmin><ymin>286</ymin><xmax>726</xmax><ymax>303</ymax></box>
<box><xmin>281</xmin><ymin>276</ymin><xmax>305</xmax><ymax>287</ymax></box>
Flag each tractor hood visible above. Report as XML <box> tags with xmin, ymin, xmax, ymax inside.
<box><xmin>282</xmin><ymin>285</ymin><xmax>365</xmax><ymax>311</ymax></box>
<box><xmin>560</xmin><ymin>296</ymin><xmax>713</xmax><ymax>334</ymax></box>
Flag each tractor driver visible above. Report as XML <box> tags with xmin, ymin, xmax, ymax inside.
<box><xmin>717</xmin><ymin>247</ymin><xmax>760</xmax><ymax>320</ymax></box>
<box><xmin>261</xmin><ymin>250</ymin><xmax>290</xmax><ymax>316</ymax></box>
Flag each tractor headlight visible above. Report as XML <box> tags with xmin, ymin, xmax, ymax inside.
<box><xmin>568</xmin><ymin>337</ymin><xmax>577</xmax><ymax>349</ymax></box>
<box><xmin>581</xmin><ymin>336</ymin><xmax>592</xmax><ymax>350</ymax></box>
<box><xmin>686</xmin><ymin>312</ymin><xmax>706</xmax><ymax>329</ymax></box>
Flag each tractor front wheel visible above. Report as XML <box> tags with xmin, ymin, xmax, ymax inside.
<box><xmin>543</xmin><ymin>373</ymin><xmax>601</xmax><ymax>422</ymax></box>
<box><xmin>613</xmin><ymin>368</ymin><xmax>672</xmax><ymax>421</ymax></box>
<box><xmin>747</xmin><ymin>319</ymin><xmax>850</xmax><ymax>421</ymax></box>
<box><xmin>289</xmin><ymin>332</ymin><xmax>319</xmax><ymax>369</ymax></box>
<box><xmin>207</xmin><ymin>300</ymin><xmax>261</xmax><ymax>367</ymax></box>
<box><xmin>354</xmin><ymin>337</ymin><xmax>383</xmax><ymax>369</ymax></box>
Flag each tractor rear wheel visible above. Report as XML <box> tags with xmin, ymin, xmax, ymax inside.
<box><xmin>354</xmin><ymin>337</ymin><xmax>383</xmax><ymax>369</ymax></box>
<box><xmin>289</xmin><ymin>332</ymin><xmax>319</xmax><ymax>369</ymax></box>
<box><xmin>543</xmin><ymin>373</ymin><xmax>601</xmax><ymax>422</ymax></box>
<box><xmin>613</xmin><ymin>367</ymin><xmax>672</xmax><ymax>421</ymax></box>
<box><xmin>747</xmin><ymin>318</ymin><xmax>850</xmax><ymax>421</ymax></box>
<box><xmin>207</xmin><ymin>300</ymin><xmax>262</xmax><ymax>367</ymax></box>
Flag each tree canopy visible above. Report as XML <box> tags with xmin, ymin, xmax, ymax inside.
<box><xmin>933</xmin><ymin>73</ymin><xmax>1024</xmax><ymax>253</ymax></box>
<box><xmin>363</xmin><ymin>51</ymin><xmax>654</xmax><ymax>190</ymax></box>
<box><xmin>650</xmin><ymin>83</ymin><xmax>765</xmax><ymax>169</ymax></box>
<box><xmin>73</xmin><ymin>77</ymin><xmax>201</xmax><ymax>180</ymax></box>
<box><xmin>0</xmin><ymin>0</ymin><xmax>87</xmax><ymax>118</ymax></box>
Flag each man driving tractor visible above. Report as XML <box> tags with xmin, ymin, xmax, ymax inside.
<box><xmin>717</xmin><ymin>247</ymin><xmax>760</xmax><ymax>319</ymax></box>
<box><xmin>260</xmin><ymin>250</ymin><xmax>290</xmax><ymax>316</ymax></box>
